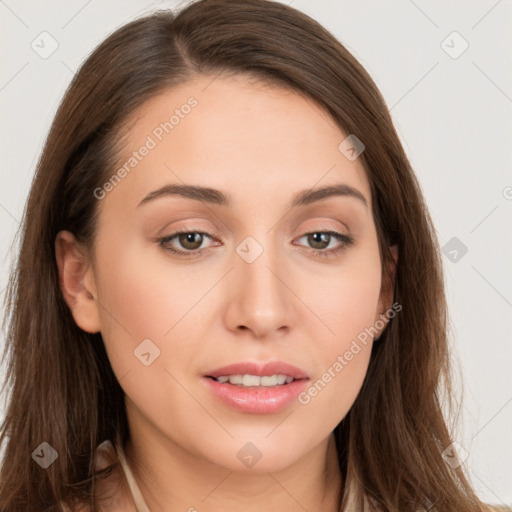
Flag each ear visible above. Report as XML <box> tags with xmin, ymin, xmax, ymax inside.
<box><xmin>374</xmin><ymin>244</ymin><xmax>398</xmax><ymax>338</ymax></box>
<box><xmin>55</xmin><ymin>230</ymin><xmax>101</xmax><ymax>333</ymax></box>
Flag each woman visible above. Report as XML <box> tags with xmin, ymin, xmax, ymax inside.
<box><xmin>0</xmin><ymin>0</ymin><xmax>503</xmax><ymax>510</ymax></box>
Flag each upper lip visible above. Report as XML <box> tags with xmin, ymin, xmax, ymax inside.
<box><xmin>205</xmin><ymin>361</ymin><xmax>309</xmax><ymax>380</ymax></box>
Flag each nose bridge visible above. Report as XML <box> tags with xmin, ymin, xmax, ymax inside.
<box><xmin>228</xmin><ymin>232</ymin><xmax>294</xmax><ymax>336</ymax></box>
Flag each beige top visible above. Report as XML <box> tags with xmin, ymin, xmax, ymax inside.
<box><xmin>98</xmin><ymin>438</ymin><xmax>507</xmax><ymax>512</ymax></box>
<box><xmin>115</xmin><ymin>440</ymin><xmax>151</xmax><ymax>512</ymax></box>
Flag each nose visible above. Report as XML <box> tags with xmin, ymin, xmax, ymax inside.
<box><xmin>223</xmin><ymin>240</ymin><xmax>297</xmax><ymax>340</ymax></box>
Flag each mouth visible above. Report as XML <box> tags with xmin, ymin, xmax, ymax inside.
<box><xmin>206</xmin><ymin>374</ymin><xmax>303</xmax><ymax>387</ymax></box>
<box><xmin>202</xmin><ymin>361</ymin><xmax>310</xmax><ymax>414</ymax></box>
<box><xmin>205</xmin><ymin>360</ymin><xmax>309</xmax><ymax>382</ymax></box>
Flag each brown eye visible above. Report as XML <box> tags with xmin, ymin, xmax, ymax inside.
<box><xmin>158</xmin><ymin>230</ymin><xmax>216</xmax><ymax>257</ymax></box>
<box><xmin>295</xmin><ymin>230</ymin><xmax>354</xmax><ymax>258</ymax></box>
<box><xmin>307</xmin><ymin>232</ymin><xmax>331</xmax><ymax>250</ymax></box>
<box><xmin>176</xmin><ymin>232</ymin><xmax>204</xmax><ymax>250</ymax></box>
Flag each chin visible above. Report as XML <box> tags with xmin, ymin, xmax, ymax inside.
<box><xmin>200</xmin><ymin>439</ymin><xmax>306</xmax><ymax>474</ymax></box>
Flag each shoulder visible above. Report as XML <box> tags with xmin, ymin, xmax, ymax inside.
<box><xmin>59</xmin><ymin>439</ymin><xmax>138</xmax><ymax>512</ymax></box>
<box><xmin>94</xmin><ymin>439</ymin><xmax>139</xmax><ymax>512</ymax></box>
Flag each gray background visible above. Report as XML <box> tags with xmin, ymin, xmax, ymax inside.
<box><xmin>0</xmin><ymin>0</ymin><xmax>511</xmax><ymax>506</ymax></box>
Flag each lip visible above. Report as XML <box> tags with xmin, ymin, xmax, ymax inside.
<box><xmin>202</xmin><ymin>360</ymin><xmax>310</xmax><ymax>414</ymax></box>
<box><xmin>202</xmin><ymin>376</ymin><xmax>309</xmax><ymax>414</ymax></box>
<box><xmin>205</xmin><ymin>361</ymin><xmax>309</xmax><ymax>380</ymax></box>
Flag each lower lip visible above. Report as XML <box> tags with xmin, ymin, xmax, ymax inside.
<box><xmin>202</xmin><ymin>377</ymin><xmax>310</xmax><ymax>414</ymax></box>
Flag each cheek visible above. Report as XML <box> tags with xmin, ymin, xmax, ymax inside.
<box><xmin>305</xmin><ymin>247</ymin><xmax>382</xmax><ymax>344</ymax></box>
<box><xmin>94</xmin><ymin>232</ymin><xmax>207</xmax><ymax>338</ymax></box>
<box><xmin>297</xmin><ymin>342</ymin><xmax>372</xmax><ymax>440</ymax></box>
<box><xmin>295</xmin><ymin>250</ymin><xmax>381</xmax><ymax>422</ymax></box>
<box><xmin>92</xmin><ymin>242</ymin><xmax>203</xmax><ymax>424</ymax></box>
<box><xmin>297</xmin><ymin>282</ymin><xmax>377</xmax><ymax>433</ymax></box>
<box><xmin>91</xmin><ymin>237</ymin><xmax>191</xmax><ymax>377</ymax></box>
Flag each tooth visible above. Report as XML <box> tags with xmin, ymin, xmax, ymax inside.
<box><xmin>242</xmin><ymin>375</ymin><xmax>261</xmax><ymax>387</ymax></box>
<box><xmin>228</xmin><ymin>374</ymin><xmax>244</xmax><ymax>385</ymax></box>
<box><xmin>260</xmin><ymin>375</ymin><xmax>279</xmax><ymax>386</ymax></box>
<box><xmin>217</xmin><ymin>374</ymin><xmax>295</xmax><ymax>386</ymax></box>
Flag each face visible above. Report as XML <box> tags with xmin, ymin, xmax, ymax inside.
<box><xmin>57</xmin><ymin>73</ymin><xmax>396</xmax><ymax>473</ymax></box>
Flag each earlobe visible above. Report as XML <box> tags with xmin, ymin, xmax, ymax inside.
<box><xmin>55</xmin><ymin>230</ymin><xmax>101</xmax><ymax>334</ymax></box>
<box><xmin>374</xmin><ymin>244</ymin><xmax>399</xmax><ymax>338</ymax></box>
<box><xmin>389</xmin><ymin>243</ymin><xmax>398</xmax><ymax>266</ymax></box>
<box><xmin>383</xmin><ymin>244</ymin><xmax>398</xmax><ymax>307</ymax></box>
<box><xmin>387</xmin><ymin>243</ymin><xmax>398</xmax><ymax>290</ymax></box>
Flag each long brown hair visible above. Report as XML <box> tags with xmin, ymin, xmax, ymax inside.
<box><xmin>0</xmin><ymin>1</ymin><xmax>491</xmax><ymax>510</ymax></box>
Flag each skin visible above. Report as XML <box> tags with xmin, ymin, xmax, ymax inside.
<box><xmin>56</xmin><ymin>73</ymin><xmax>398</xmax><ymax>512</ymax></box>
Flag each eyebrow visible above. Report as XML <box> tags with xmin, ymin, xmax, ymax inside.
<box><xmin>137</xmin><ymin>183</ymin><xmax>369</xmax><ymax>210</ymax></box>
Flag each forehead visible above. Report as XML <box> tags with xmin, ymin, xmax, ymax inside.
<box><xmin>103</xmin><ymin>73</ymin><xmax>371</xmax><ymax>214</ymax></box>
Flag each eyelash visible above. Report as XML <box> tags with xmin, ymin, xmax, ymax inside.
<box><xmin>157</xmin><ymin>228</ymin><xmax>354</xmax><ymax>259</ymax></box>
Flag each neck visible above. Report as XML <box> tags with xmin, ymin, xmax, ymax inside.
<box><xmin>124</xmin><ymin>420</ymin><xmax>342</xmax><ymax>512</ymax></box>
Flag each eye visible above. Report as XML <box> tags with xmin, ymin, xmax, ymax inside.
<box><xmin>294</xmin><ymin>231</ymin><xmax>354</xmax><ymax>258</ymax></box>
<box><xmin>158</xmin><ymin>230</ymin><xmax>217</xmax><ymax>258</ymax></box>
<box><xmin>157</xmin><ymin>229</ymin><xmax>354</xmax><ymax>259</ymax></box>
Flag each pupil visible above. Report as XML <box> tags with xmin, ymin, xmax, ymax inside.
<box><xmin>310</xmin><ymin>232</ymin><xmax>329</xmax><ymax>249</ymax></box>
<box><xmin>180</xmin><ymin>233</ymin><xmax>202</xmax><ymax>249</ymax></box>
